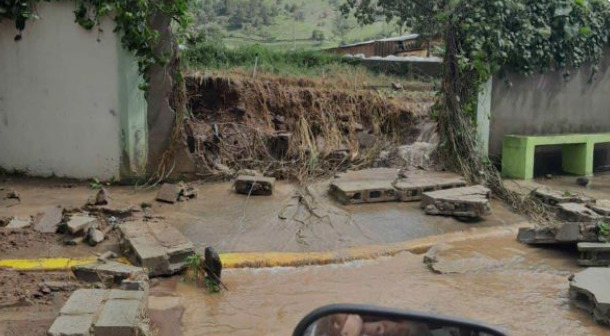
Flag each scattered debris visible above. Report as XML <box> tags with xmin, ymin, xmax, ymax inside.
<box><xmin>391</xmin><ymin>82</ymin><xmax>403</xmax><ymax>90</ymax></box>
<box><xmin>5</xmin><ymin>217</ymin><xmax>31</xmax><ymax>229</ymax></box>
<box><xmin>65</xmin><ymin>215</ymin><xmax>99</xmax><ymax>235</ymax></box>
<box><xmin>87</xmin><ymin>187</ymin><xmax>110</xmax><ymax>206</ymax></box>
<box><xmin>569</xmin><ymin>268</ymin><xmax>610</xmax><ymax>326</ymax></box>
<box><xmin>156</xmin><ymin>182</ymin><xmax>198</xmax><ymax>203</ymax></box>
<box><xmin>98</xmin><ymin>251</ymin><xmax>118</xmax><ymax>263</ymax></box>
<box><xmin>72</xmin><ymin>261</ymin><xmax>147</xmax><ymax>284</ymax></box>
<box><xmin>421</xmin><ymin>185</ymin><xmax>491</xmax><ymax>218</ymax></box>
<box><xmin>48</xmin><ymin>289</ymin><xmax>149</xmax><ymax>336</ymax></box>
<box><xmin>119</xmin><ymin>220</ymin><xmax>195</xmax><ymax>276</ymax></box>
<box><xmin>6</xmin><ymin>189</ymin><xmax>20</xmax><ymax>201</ymax></box>
<box><xmin>156</xmin><ymin>183</ymin><xmax>182</xmax><ymax>203</ymax></box>
<box><xmin>41</xmin><ymin>281</ymin><xmax>76</xmax><ymax>292</ymax></box>
<box><xmin>557</xmin><ymin>203</ymin><xmax>601</xmax><ymax>223</ymax></box>
<box><xmin>577</xmin><ymin>177</ymin><xmax>592</xmax><ymax>188</ymax></box>
<box><xmin>32</xmin><ymin>206</ymin><xmax>63</xmax><ymax>233</ymax></box>
<box><xmin>578</xmin><ymin>243</ymin><xmax>610</xmax><ymax>267</ymax></box>
<box><xmin>234</xmin><ymin>174</ymin><xmax>276</xmax><ymax>196</ymax></box>
<box><xmin>518</xmin><ymin>222</ymin><xmax>599</xmax><ymax>245</ymax></box>
<box><xmin>87</xmin><ymin>227</ymin><xmax>105</xmax><ymax>246</ymax></box>
<box><xmin>534</xmin><ymin>188</ymin><xmax>594</xmax><ymax>205</ymax></box>
<box><xmin>588</xmin><ymin>200</ymin><xmax>610</xmax><ymax>216</ymax></box>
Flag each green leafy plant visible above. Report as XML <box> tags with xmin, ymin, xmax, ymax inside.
<box><xmin>184</xmin><ymin>253</ymin><xmax>220</xmax><ymax>293</ymax></box>
<box><xmin>599</xmin><ymin>220</ymin><xmax>610</xmax><ymax>240</ymax></box>
<box><xmin>89</xmin><ymin>178</ymin><xmax>102</xmax><ymax>190</ymax></box>
<box><xmin>0</xmin><ymin>0</ymin><xmax>192</xmax><ymax>87</ymax></box>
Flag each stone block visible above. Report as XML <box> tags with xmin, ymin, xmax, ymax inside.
<box><xmin>421</xmin><ymin>185</ymin><xmax>491</xmax><ymax>218</ymax></box>
<box><xmin>588</xmin><ymin>200</ymin><xmax>610</xmax><ymax>216</ymax></box>
<box><xmin>119</xmin><ymin>221</ymin><xmax>194</xmax><ymax>276</ymax></box>
<box><xmin>394</xmin><ymin>174</ymin><xmax>466</xmax><ymax>202</ymax></box>
<box><xmin>72</xmin><ymin>261</ymin><xmax>146</xmax><ymax>284</ymax></box>
<box><xmin>517</xmin><ymin>227</ymin><xmax>558</xmax><ymax>245</ymax></box>
<box><xmin>569</xmin><ymin>268</ymin><xmax>610</xmax><ymax>326</ymax></box>
<box><xmin>578</xmin><ymin>243</ymin><xmax>610</xmax><ymax>267</ymax></box>
<box><xmin>557</xmin><ymin>203</ymin><xmax>601</xmax><ymax>223</ymax></box>
<box><xmin>60</xmin><ymin>289</ymin><xmax>107</xmax><ymax>315</ymax></box>
<box><xmin>5</xmin><ymin>217</ymin><xmax>31</xmax><ymax>229</ymax></box>
<box><xmin>534</xmin><ymin>189</ymin><xmax>595</xmax><ymax>206</ymax></box>
<box><xmin>47</xmin><ymin>315</ymin><xmax>94</xmax><ymax>336</ymax></box>
<box><xmin>329</xmin><ymin>179</ymin><xmax>397</xmax><ymax>205</ymax></box>
<box><xmin>94</xmin><ymin>299</ymin><xmax>144</xmax><ymax>336</ymax></box>
<box><xmin>66</xmin><ymin>215</ymin><xmax>99</xmax><ymax>235</ymax></box>
<box><xmin>234</xmin><ymin>175</ymin><xmax>275</xmax><ymax>196</ymax></box>
<box><xmin>33</xmin><ymin>206</ymin><xmax>63</xmax><ymax>233</ymax></box>
<box><xmin>155</xmin><ymin>183</ymin><xmax>181</xmax><ymax>203</ymax></box>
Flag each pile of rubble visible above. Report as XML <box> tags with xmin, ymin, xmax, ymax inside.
<box><xmin>518</xmin><ymin>188</ymin><xmax>610</xmax><ymax>245</ymax></box>
<box><xmin>328</xmin><ymin>168</ymin><xmax>492</xmax><ymax>219</ymax></box>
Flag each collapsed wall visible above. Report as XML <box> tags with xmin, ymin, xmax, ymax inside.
<box><xmin>169</xmin><ymin>74</ymin><xmax>437</xmax><ymax>180</ymax></box>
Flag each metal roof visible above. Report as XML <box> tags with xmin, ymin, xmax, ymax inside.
<box><xmin>338</xmin><ymin>34</ymin><xmax>420</xmax><ymax>49</ymax></box>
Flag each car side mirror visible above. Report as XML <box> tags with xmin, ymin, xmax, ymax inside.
<box><xmin>293</xmin><ymin>304</ymin><xmax>509</xmax><ymax>336</ymax></box>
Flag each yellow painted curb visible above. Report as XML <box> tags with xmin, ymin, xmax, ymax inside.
<box><xmin>0</xmin><ymin>257</ymin><xmax>98</xmax><ymax>271</ymax></box>
<box><xmin>220</xmin><ymin>223</ymin><xmax>525</xmax><ymax>269</ymax></box>
<box><xmin>1</xmin><ymin>224</ymin><xmax>526</xmax><ymax>271</ymax></box>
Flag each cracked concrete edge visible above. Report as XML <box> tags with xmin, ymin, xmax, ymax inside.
<box><xmin>0</xmin><ymin>223</ymin><xmax>526</xmax><ymax>271</ymax></box>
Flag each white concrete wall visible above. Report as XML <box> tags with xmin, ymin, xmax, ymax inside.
<box><xmin>0</xmin><ymin>1</ymin><xmax>147</xmax><ymax>180</ymax></box>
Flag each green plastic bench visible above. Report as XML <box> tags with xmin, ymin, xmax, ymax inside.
<box><xmin>502</xmin><ymin>133</ymin><xmax>610</xmax><ymax>179</ymax></box>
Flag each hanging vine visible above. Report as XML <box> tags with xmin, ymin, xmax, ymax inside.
<box><xmin>437</xmin><ymin>0</ymin><xmax>610</xmax><ymax>222</ymax></box>
<box><xmin>0</xmin><ymin>0</ymin><xmax>191</xmax><ymax>85</ymax></box>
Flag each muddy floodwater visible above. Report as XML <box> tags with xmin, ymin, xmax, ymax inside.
<box><xmin>148</xmin><ymin>234</ymin><xmax>608</xmax><ymax>336</ymax></box>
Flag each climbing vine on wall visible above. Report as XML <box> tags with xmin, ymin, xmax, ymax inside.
<box><xmin>0</xmin><ymin>0</ymin><xmax>191</xmax><ymax>85</ymax></box>
<box><xmin>437</xmin><ymin>0</ymin><xmax>610</xmax><ymax>221</ymax></box>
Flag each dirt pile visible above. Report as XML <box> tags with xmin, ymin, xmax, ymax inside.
<box><xmin>181</xmin><ymin>74</ymin><xmax>437</xmax><ymax>181</ymax></box>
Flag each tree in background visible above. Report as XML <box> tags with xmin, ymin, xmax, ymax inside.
<box><xmin>341</xmin><ymin>0</ymin><xmax>450</xmax><ymax>56</ymax></box>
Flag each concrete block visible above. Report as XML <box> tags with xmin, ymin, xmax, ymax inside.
<box><xmin>234</xmin><ymin>175</ymin><xmax>275</xmax><ymax>196</ymax></box>
<box><xmin>569</xmin><ymin>268</ymin><xmax>610</xmax><ymax>326</ymax></box>
<box><xmin>534</xmin><ymin>189</ymin><xmax>594</xmax><ymax>206</ymax></box>
<box><xmin>557</xmin><ymin>203</ymin><xmax>601</xmax><ymax>223</ymax></box>
<box><xmin>33</xmin><ymin>206</ymin><xmax>63</xmax><ymax>233</ymax></box>
<box><xmin>394</xmin><ymin>175</ymin><xmax>466</xmax><ymax>202</ymax></box>
<box><xmin>94</xmin><ymin>299</ymin><xmax>144</xmax><ymax>336</ymax></box>
<box><xmin>517</xmin><ymin>227</ymin><xmax>558</xmax><ymax>245</ymax></box>
<box><xmin>329</xmin><ymin>179</ymin><xmax>397</xmax><ymax>205</ymax></box>
<box><xmin>47</xmin><ymin>315</ymin><xmax>94</xmax><ymax>336</ymax></box>
<box><xmin>66</xmin><ymin>215</ymin><xmax>99</xmax><ymax>235</ymax></box>
<box><xmin>120</xmin><ymin>221</ymin><xmax>194</xmax><ymax>276</ymax></box>
<box><xmin>588</xmin><ymin>200</ymin><xmax>610</xmax><ymax>216</ymax></box>
<box><xmin>72</xmin><ymin>261</ymin><xmax>146</xmax><ymax>284</ymax></box>
<box><xmin>60</xmin><ymin>289</ymin><xmax>106</xmax><ymax>315</ymax></box>
<box><xmin>155</xmin><ymin>183</ymin><xmax>181</xmax><ymax>203</ymax></box>
<box><xmin>5</xmin><ymin>217</ymin><xmax>31</xmax><ymax>229</ymax></box>
<box><xmin>578</xmin><ymin>243</ymin><xmax>610</xmax><ymax>267</ymax></box>
<box><xmin>421</xmin><ymin>185</ymin><xmax>491</xmax><ymax>218</ymax></box>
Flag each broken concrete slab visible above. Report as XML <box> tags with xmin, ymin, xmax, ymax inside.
<box><xmin>66</xmin><ymin>215</ymin><xmax>99</xmax><ymax>235</ymax></box>
<box><xmin>234</xmin><ymin>175</ymin><xmax>275</xmax><ymax>196</ymax></box>
<box><xmin>588</xmin><ymin>200</ymin><xmax>610</xmax><ymax>216</ymax></box>
<box><xmin>5</xmin><ymin>217</ymin><xmax>31</xmax><ymax>229</ymax></box>
<box><xmin>119</xmin><ymin>221</ymin><xmax>195</xmax><ymax>276</ymax></box>
<box><xmin>533</xmin><ymin>188</ymin><xmax>595</xmax><ymax>206</ymax></box>
<box><xmin>578</xmin><ymin>243</ymin><xmax>610</xmax><ymax>267</ymax></box>
<box><xmin>72</xmin><ymin>261</ymin><xmax>147</xmax><ymax>284</ymax></box>
<box><xmin>33</xmin><ymin>206</ymin><xmax>63</xmax><ymax>233</ymax></box>
<box><xmin>49</xmin><ymin>288</ymin><xmax>148</xmax><ymax>336</ymax></box>
<box><xmin>517</xmin><ymin>227</ymin><xmax>558</xmax><ymax>245</ymax></box>
<box><xmin>421</xmin><ymin>185</ymin><xmax>491</xmax><ymax>218</ymax></box>
<box><xmin>569</xmin><ymin>268</ymin><xmax>610</xmax><ymax>326</ymax></box>
<box><xmin>329</xmin><ymin>169</ymin><xmax>466</xmax><ymax>204</ymax></box>
<box><xmin>87</xmin><ymin>228</ymin><xmax>105</xmax><ymax>246</ymax></box>
<box><xmin>48</xmin><ymin>314</ymin><xmax>94</xmax><ymax>336</ymax></box>
<box><xmin>155</xmin><ymin>183</ymin><xmax>181</xmax><ymax>203</ymax></box>
<box><xmin>557</xmin><ymin>203</ymin><xmax>601</xmax><ymax>223</ymax></box>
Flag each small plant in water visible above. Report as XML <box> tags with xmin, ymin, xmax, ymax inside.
<box><xmin>598</xmin><ymin>221</ymin><xmax>610</xmax><ymax>241</ymax></box>
<box><xmin>184</xmin><ymin>254</ymin><xmax>221</xmax><ymax>293</ymax></box>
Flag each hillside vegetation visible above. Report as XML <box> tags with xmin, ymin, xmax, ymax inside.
<box><xmin>189</xmin><ymin>0</ymin><xmax>403</xmax><ymax>49</ymax></box>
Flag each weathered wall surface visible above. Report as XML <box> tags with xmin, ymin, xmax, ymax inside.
<box><xmin>489</xmin><ymin>51</ymin><xmax>610</xmax><ymax>159</ymax></box>
<box><xmin>0</xmin><ymin>1</ymin><xmax>147</xmax><ymax>180</ymax></box>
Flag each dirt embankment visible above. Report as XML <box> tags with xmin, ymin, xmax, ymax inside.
<box><xmin>178</xmin><ymin>74</ymin><xmax>437</xmax><ymax>181</ymax></box>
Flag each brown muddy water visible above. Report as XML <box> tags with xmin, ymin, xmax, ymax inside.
<box><xmin>150</xmin><ymin>234</ymin><xmax>608</xmax><ymax>336</ymax></box>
